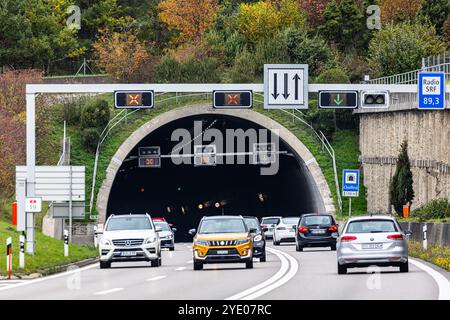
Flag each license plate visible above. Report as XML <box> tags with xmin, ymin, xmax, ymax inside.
<box><xmin>362</xmin><ymin>243</ymin><xmax>383</xmax><ymax>250</ymax></box>
<box><xmin>217</xmin><ymin>250</ymin><xmax>228</xmax><ymax>255</ymax></box>
<box><xmin>120</xmin><ymin>251</ymin><xmax>137</xmax><ymax>257</ymax></box>
<box><xmin>311</xmin><ymin>229</ymin><xmax>326</xmax><ymax>234</ymax></box>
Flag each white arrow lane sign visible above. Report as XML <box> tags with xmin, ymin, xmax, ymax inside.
<box><xmin>264</xmin><ymin>64</ymin><xmax>309</xmax><ymax>109</ymax></box>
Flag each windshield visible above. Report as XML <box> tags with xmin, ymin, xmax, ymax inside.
<box><xmin>106</xmin><ymin>216</ymin><xmax>152</xmax><ymax>231</ymax></box>
<box><xmin>154</xmin><ymin>221</ymin><xmax>171</xmax><ymax>231</ymax></box>
<box><xmin>261</xmin><ymin>217</ymin><xmax>280</xmax><ymax>225</ymax></box>
<box><xmin>244</xmin><ymin>218</ymin><xmax>260</xmax><ymax>231</ymax></box>
<box><xmin>346</xmin><ymin>220</ymin><xmax>397</xmax><ymax>234</ymax></box>
<box><xmin>198</xmin><ymin>219</ymin><xmax>247</xmax><ymax>234</ymax></box>
<box><xmin>302</xmin><ymin>216</ymin><xmax>333</xmax><ymax>226</ymax></box>
<box><xmin>282</xmin><ymin>217</ymin><xmax>300</xmax><ymax>225</ymax></box>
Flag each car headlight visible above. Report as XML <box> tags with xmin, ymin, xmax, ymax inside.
<box><xmin>195</xmin><ymin>239</ymin><xmax>209</xmax><ymax>246</ymax></box>
<box><xmin>236</xmin><ymin>238</ymin><xmax>250</xmax><ymax>245</ymax></box>
<box><xmin>253</xmin><ymin>235</ymin><xmax>263</xmax><ymax>242</ymax></box>
<box><xmin>145</xmin><ymin>236</ymin><xmax>157</xmax><ymax>244</ymax></box>
<box><xmin>101</xmin><ymin>238</ymin><xmax>111</xmax><ymax>245</ymax></box>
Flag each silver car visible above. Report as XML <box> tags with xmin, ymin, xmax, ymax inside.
<box><xmin>336</xmin><ymin>216</ymin><xmax>411</xmax><ymax>274</ymax></box>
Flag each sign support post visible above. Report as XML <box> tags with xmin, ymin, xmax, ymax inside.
<box><xmin>26</xmin><ymin>93</ymin><xmax>36</xmax><ymax>255</ymax></box>
<box><xmin>349</xmin><ymin>198</ymin><xmax>352</xmax><ymax>217</ymax></box>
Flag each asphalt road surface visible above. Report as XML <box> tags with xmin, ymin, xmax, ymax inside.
<box><xmin>0</xmin><ymin>242</ymin><xmax>449</xmax><ymax>300</ymax></box>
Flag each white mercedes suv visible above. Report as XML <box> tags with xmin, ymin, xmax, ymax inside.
<box><xmin>97</xmin><ymin>214</ymin><xmax>162</xmax><ymax>269</ymax></box>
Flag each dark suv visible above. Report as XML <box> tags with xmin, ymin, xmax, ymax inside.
<box><xmin>296</xmin><ymin>214</ymin><xmax>339</xmax><ymax>251</ymax></box>
<box><xmin>243</xmin><ymin>216</ymin><xmax>266</xmax><ymax>262</ymax></box>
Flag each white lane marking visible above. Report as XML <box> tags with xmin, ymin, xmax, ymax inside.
<box><xmin>225</xmin><ymin>247</ymin><xmax>295</xmax><ymax>300</ymax></box>
<box><xmin>242</xmin><ymin>249</ymin><xmax>298</xmax><ymax>300</ymax></box>
<box><xmin>147</xmin><ymin>275</ymin><xmax>167</xmax><ymax>281</ymax></box>
<box><xmin>175</xmin><ymin>267</ymin><xmax>187</xmax><ymax>271</ymax></box>
<box><xmin>186</xmin><ymin>260</ymin><xmax>193</xmax><ymax>264</ymax></box>
<box><xmin>94</xmin><ymin>287</ymin><xmax>123</xmax><ymax>295</ymax></box>
<box><xmin>0</xmin><ymin>263</ymin><xmax>98</xmax><ymax>292</ymax></box>
<box><xmin>410</xmin><ymin>258</ymin><xmax>450</xmax><ymax>300</ymax></box>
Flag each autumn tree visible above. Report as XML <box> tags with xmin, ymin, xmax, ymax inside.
<box><xmin>158</xmin><ymin>0</ymin><xmax>219</xmax><ymax>42</ymax></box>
<box><xmin>380</xmin><ymin>0</ymin><xmax>424</xmax><ymax>24</ymax></box>
<box><xmin>93</xmin><ymin>29</ymin><xmax>157</xmax><ymax>82</ymax></box>
<box><xmin>236</xmin><ymin>0</ymin><xmax>306</xmax><ymax>44</ymax></box>
<box><xmin>298</xmin><ymin>0</ymin><xmax>330</xmax><ymax>27</ymax></box>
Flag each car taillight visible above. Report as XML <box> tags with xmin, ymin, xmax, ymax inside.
<box><xmin>387</xmin><ymin>233</ymin><xmax>404</xmax><ymax>240</ymax></box>
<box><xmin>328</xmin><ymin>225</ymin><xmax>338</xmax><ymax>232</ymax></box>
<box><xmin>298</xmin><ymin>226</ymin><xmax>309</xmax><ymax>233</ymax></box>
<box><xmin>340</xmin><ymin>235</ymin><xmax>357</xmax><ymax>242</ymax></box>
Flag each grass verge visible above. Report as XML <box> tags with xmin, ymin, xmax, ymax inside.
<box><xmin>408</xmin><ymin>241</ymin><xmax>450</xmax><ymax>271</ymax></box>
<box><xmin>0</xmin><ymin>220</ymin><xmax>97</xmax><ymax>277</ymax></box>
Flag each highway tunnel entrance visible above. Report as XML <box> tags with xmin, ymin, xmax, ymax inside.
<box><xmin>104</xmin><ymin>110</ymin><xmax>330</xmax><ymax>242</ymax></box>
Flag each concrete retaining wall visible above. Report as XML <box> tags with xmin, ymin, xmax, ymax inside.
<box><xmin>399</xmin><ymin>221</ymin><xmax>450</xmax><ymax>247</ymax></box>
<box><xmin>63</xmin><ymin>221</ymin><xmax>96</xmax><ymax>246</ymax></box>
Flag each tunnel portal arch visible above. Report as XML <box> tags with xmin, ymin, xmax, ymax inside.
<box><xmin>96</xmin><ymin>104</ymin><xmax>335</xmax><ymax>224</ymax></box>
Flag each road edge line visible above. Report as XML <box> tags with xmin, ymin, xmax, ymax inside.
<box><xmin>224</xmin><ymin>247</ymin><xmax>289</xmax><ymax>300</ymax></box>
<box><xmin>409</xmin><ymin>258</ymin><xmax>450</xmax><ymax>300</ymax></box>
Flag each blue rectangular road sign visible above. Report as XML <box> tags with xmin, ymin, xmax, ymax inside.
<box><xmin>418</xmin><ymin>72</ymin><xmax>446</xmax><ymax>110</ymax></box>
<box><xmin>342</xmin><ymin>169</ymin><xmax>360</xmax><ymax>197</ymax></box>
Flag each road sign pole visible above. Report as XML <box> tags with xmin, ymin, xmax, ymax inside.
<box><xmin>26</xmin><ymin>93</ymin><xmax>36</xmax><ymax>255</ymax></box>
<box><xmin>349</xmin><ymin>198</ymin><xmax>352</xmax><ymax>217</ymax></box>
<box><xmin>19</xmin><ymin>234</ymin><xmax>25</xmax><ymax>269</ymax></box>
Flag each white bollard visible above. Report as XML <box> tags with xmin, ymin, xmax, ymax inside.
<box><xmin>19</xmin><ymin>235</ymin><xmax>25</xmax><ymax>269</ymax></box>
<box><xmin>94</xmin><ymin>226</ymin><xmax>98</xmax><ymax>248</ymax></box>
<box><xmin>6</xmin><ymin>237</ymin><xmax>12</xmax><ymax>279</ymax></box>
<box><xmin>422</xmin><ymin>224</ymin><xmax>427</xmax><ymax>250</ymax></box>
<box><xmin>64</xmin><ymin>229</ymin><xmax>69</xmax><ymax>257</ymax></box>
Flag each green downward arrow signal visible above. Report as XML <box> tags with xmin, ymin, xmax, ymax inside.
<box><xmin>334</xmin><ymin>94</ymin><xmax>343</xmax><ymax>105</ymax></box>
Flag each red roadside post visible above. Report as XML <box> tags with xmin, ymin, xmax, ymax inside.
<box><xmin>12</xmin><ymin>201</ymin><xmax>17</xmax><ymax>226</ymax></box>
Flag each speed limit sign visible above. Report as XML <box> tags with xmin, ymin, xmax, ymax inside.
<box><xmin>25</xmin><ymin>198</ymin><xmax>42</xmax><ymax>212</ymax></box>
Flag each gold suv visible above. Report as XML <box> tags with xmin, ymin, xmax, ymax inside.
<box><xmin>189</xmin><ymin>215</ymin><xmax>255</xmax><ymax>270</ymax></box>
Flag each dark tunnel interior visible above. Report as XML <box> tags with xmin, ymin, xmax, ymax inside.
<box><xmin>107</xmin><ymin>114</ymin><xmax>325</xmax><ymax>241</ymax></box>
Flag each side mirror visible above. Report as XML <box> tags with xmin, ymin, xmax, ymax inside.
<box><xmin>95</xmin><ymin>227</ymin><xmax>103</xmax><ymax>235</ymax></box>
<box><xmin>172</xmin><ymin>228</ymin><xmax>177</xmax><ymax>232</ymax></box>
<box><xmin>188</xmin><ymin>228</ymin><xmax>196</xmax><ymax>236</ymax></box>
<box><xmin>155</xmin><ymin>226</ymin><xmax>162</xmax><ymax>232</ymax></box>
<box><xmin>249</xmin><ymin>228</ymin><xmax>257</xmax><ymax>234</ymax></box>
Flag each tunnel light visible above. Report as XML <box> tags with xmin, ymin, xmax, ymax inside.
<box><xmin>214</xmin><ymin>202</ymin><xmax>221</xmax><ymax>208</ymax></box>
<box><xmin>166</xmin><ymin>206</ymin><xmax>172</xmax><ymax>213</ymax></box>
<box><xmin>198</xmin><ymin>203</ymin><xmax>204</xmax><ymax>210</ymax></box>
<box><xmin>139</xmin><ymin>187</ymin><xmax>145</xmax><ymax>193</ymax></box>
<box><xmin>258</xmin><ymin>193</ymin><xmax>265</xmax><ymax>202</ymax></box>
<box><xmin>181</xmin><ymin>206</ymin><xmax>186</xmax><ymax>214</ymax></box>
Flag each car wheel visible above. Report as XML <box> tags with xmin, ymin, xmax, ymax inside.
<box><xmin>193</xmin><ymin>261</ymin><xmax>203</xmax><ymax>270</ymax></box>
<box><xmin>296</xmin><ymin>243</ymin><xmax>303</xmax><ymax>252</ymax></box>
<box><xmin>169</xmin><ymin>247</ymin><xmax>175</xmax><ymax>251</ymax></box>
<box><xmin>337</xmin><ymin>263</ymin><xmax>347</xmax><ymax>275</ymax></box>
<box><xmin>399</xmin><ymin>261</ymin><xmax>409</xmax><ymax>273</ymax></box>
<box><xmin>246</xmin><ymin>259</ymin><xmax>254</xmax><ymax>269</ymax></box>
<box><xmin>330</xmin><ymin>244</ymin><xmax>337</xmax><ymax>251</ymax></box>
<box><xmin>260</xmin><ymin>252</ymin><xmax>266</xmax><ymax>262</ymax></box>
<box><xmin>100</xmin><ymin>261</ymin><xmax>111</xmax><ymax>269</ymax></box>
<box><xmin>151</xmin><ymin>259</ymin><xmax>160</xmax><ymax>267</ymax></box>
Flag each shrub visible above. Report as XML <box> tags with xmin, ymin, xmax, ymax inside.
<box><xmin>80</xmin><ymin>128</ymin><xmax>100</xmax><ymax>153</ymax></box>
<box><xmin>80</xmin><ymin>99</ymin><xmax>110</xmax><ymax>131</ymax></box>
<box><xmin>411</xmin><ymin>198</ymin><xmax>450</xmax><ymax>221</ymax></box>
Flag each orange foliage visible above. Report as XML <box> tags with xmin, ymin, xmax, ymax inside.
<box><xmin>93</xmin><ymin>30</ymin><xmax>157</xmax><ymax>82</ymax></box>
<box><xmin>0</xmin><ymin>70</ymin><xmax>42</xmax><ymax>196</ymax></box>
<box><xmin>380</xmin><ymin>0</ymin><xmax>424</xmax><ymax>24</ymax></box>
<box><xmin>158</xmin><ymin>0</ymin><xmax>219</xmax><ymax>42</ymax></box>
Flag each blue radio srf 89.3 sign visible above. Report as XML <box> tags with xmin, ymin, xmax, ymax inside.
<box><xmin>342</xmin><ymin>169</ymin><xmax>359</xmax><ymax>197</ymax></box>
<box><xmin>418</xmin><ymin>72</ymin><xmax>445</xmax><ymax>110</ymax></box>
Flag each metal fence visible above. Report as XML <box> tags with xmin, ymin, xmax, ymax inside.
<box><xmin>369</xmin><ymin>52</ymin><xmax>450</xmax><ymax>85</ymax></box>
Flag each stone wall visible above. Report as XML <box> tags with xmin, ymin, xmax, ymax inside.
<box><xmin>359</xmin><ymin>109</ymin><xmax>450</xmax><ymax>213</ymax></box>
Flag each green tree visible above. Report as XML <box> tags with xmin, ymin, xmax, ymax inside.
<box><xmin>0</xmin><ymin>0</ymin><xmax>81</xmax><ymax>71</ymax></box>
<box><xmin>368</xmin><ymin>22</ymin><xmax>445</xmax><ymax>77</ymax></box>
<box><xmin>319</xmin><ymin>0</ymin><xmax>364</xmax><ymax>51</ymax></box>
<box><xmin>419</xmin><ymin>0</ymin><xmax>450</xmax><ymax>34</ymax></box>
<box><xmin>390</xmin><ymin>140</ymin><xmax>415</xmax><ymax>216</ymax></box>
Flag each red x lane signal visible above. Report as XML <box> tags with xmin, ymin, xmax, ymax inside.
<box><xmin>213</xmin><ymin>90</ymin><xmax>252</xmax><ymax>109</ymax></box>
